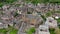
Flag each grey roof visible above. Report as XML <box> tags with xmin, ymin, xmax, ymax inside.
<box><xmin>25</xmin><ymin>14</ymin><xmax>41</xmax><ymax>19</ymax></box>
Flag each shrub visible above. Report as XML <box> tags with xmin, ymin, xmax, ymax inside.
<box><xmin>10</xmin><ymin>29</ymin><xmax>18</xmax><ymax>34</ymax></box>
<box><xmin>46</xmin><ymin>12</ymin><xmax>52</xmax><ymax>17</ymax></box>
<box><xmin>13</xmin><ymin>11</ymin><xmax>19</xmax><ymax>17</ymax></box>
<box><xmin>0</xmin><ymin>29</ymin><xmax>8</xmax><ymax>34</ymax></box>
<box><xmin>5</xmin><ymin>0</ymin><xmax>16</xmax><ymax>3</ymax></box>
<box><xmin>25</xmin><ymin>0</ymin><xmax>49</xmax><ymax>5</ymax></box>
<box><xmin>26</xmin><ymin>27</ymin><xmax>35</xmax><ymax>34</ymax></box>
<box><xmin>0</xmin><ymin>3</ymin><xmax>3</xmax><ymax>7</ymax></box>
<box><xmin>56</xmin><ymin>18</ymin><xmax>60</xmax><ymax>23</ymax></box>
<box><xmin>49</xmin><ymin>28</ymin><xmax>55</xmax><ymax>34</ymax></box>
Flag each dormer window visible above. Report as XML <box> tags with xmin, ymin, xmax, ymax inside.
<box><xmin>49</xmin><ymin>20</ymin><xmax>52</xmax><ymax>23</ymax></box>
<box><xmin>40</xmin><ymin>29</ymin><xmax>43</xmax><ymax>31</ymax></box>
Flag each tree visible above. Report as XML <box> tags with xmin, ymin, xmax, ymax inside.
<box><xmin>0</xmin><ymin>3</ymin><xmax>3</xmax><ymax>7</ymax></box>
<box><xmin>0</xmin><ymin>0</ymin><xmax>6</xmax><ymax>2</ymax></box>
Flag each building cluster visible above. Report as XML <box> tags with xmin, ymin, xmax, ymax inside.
<box><xmin>35</xmin><ymin>17</ymin><xmax>58</xmax><ymax>34</ymax></box>
<box><xmin>0</xmin><ymin>2</ymin><xmax>60</xmax><ymax>34</ymax></box>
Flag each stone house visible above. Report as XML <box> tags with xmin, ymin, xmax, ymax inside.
<box><xmin>37</xmin><ymin>25</ymin><xmax>50</xmax><ymax>34</ymax></box>
<box><xmin>35</xmin><ymin>3</ymin><xmax>49</xmax><ymax>14</ymax></box>
<box><xmin>45</xmin><ymin>17</ymin><xmax>58</xmax><ymax>28</ymax></box>
<box><xmin>55</xmin><ymin>4</ymin><xmax>60</xmax><ymax>11</ymax></box>
<box><xmin>52</xmin><ymin>13</ymin><xmax>60</xmax><ymax>18</ymax></box>
<box><xmin>1</xmin><ymin>16</ymin><xmax>14</xmax><ymax>27</ymax></box>
<box><xmin>0</xmin><ymin>22</ymin><xmax>8</xmax><ymax>29</ymax></box>
<box><xmin>22</xmin><ymin>14</ymin><xmax>43</xmax><ymax>26</ymax></box>
<box><xmin>2</xmin><ymin>5</ymin><xmax>10</xmax><ymax>11</ymax></box>
<box><xmin>14</xmin><ymin>20</ymin><xmax>23</xmax><ymax>29</ymax></box>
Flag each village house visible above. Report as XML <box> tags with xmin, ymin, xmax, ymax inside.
<box><xmin>54</xmin><ymin>4</ymin><xmax>60</xmax><ymax>11</ymax></box>
<box><xmin>38</xmin><ymin>25</ymin><xmax>50</xmax><ymax>34</ymax></box>
<box><xmin>27</xmin><ymin>3</ymin><xmax>35</xmax><ymax>8</ymax></box>
<box><xmin>22</xmin><ymin>14</ymin><xmax>43</xmax><ymax>26</ymax></box>
<box><xmin>9</xmin><ymin>6</ymin><xmax>18</xmax><ymax>12</ymax></box>
<box><xmin>48</xmin><ymin>4</ymin><xmax>55</xmax><ymax>11</ymax></box>
<box><xmin>45</xmin><ymin>17</ymin><xmax>58</xmax><ymax>28</ymax></box>
<box><xmin>52</xmin><ymin>13</ymin><xmax>60</xmax><ymax>18</ymax></box>
<box><xmin>35</xmin><ymin>3</ymin><xmax>49</xmax><ymax>14</ymax></box>
<box><xmin>1</xmin><ymin>15</ymin><xmax>14</xmax><ymax>27</ymax></box>
<box><xmin>0</xmin><ymin>22</ymin><xmax>8</xmax><ymax>29</ymax></box>
<box><xmin>2</xmin><ymin>5</ymin><xmax>10</xmax><ymax>11</ymax></box>
<box><xmin>16</xmin><ymin>6</ymin><xmax>28</xmax><ymax>14</ymax></box>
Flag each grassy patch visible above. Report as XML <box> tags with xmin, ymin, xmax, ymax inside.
<box><xmin>25</xmin><ymin>0</ymin><xmax>49</xmax><ymax>5</ymax></box>
<box><xmin>49</xmin><ymin>0</ymin><xmax>60</xmax><ymax>3</ymax></box>
<box><xmin>45</xmin><ymin>11</ymin><xmax>52</xmax><ymax>17</ymax></box>
<box><xmin>26</xmin><ymin>27</ymin><xmax>35</xmax><ymax>34</ymax></box>
<box><xmin>56</xmin><ymin>18</ymin><xmax>60</xmax><ymax>23</ymax></box>
<box><xmin>5</xmin><ymin>0</ymin><xmax>17</xmax><ymax>3</ymax></box>
<box><xmin>0</xmin><ymin>29</ymin><xmax>8</xmax><ymax>34</ymax></box>
<box><xmin>0</xmin><ymin>26</ymin><xmax>18</xmax><ymax>34</ymax></box>
<box><xmin>57</xmin><ymin>19</ymin><xmax>60</xmax><ymax>29</ymax></box>
<box><xmin>8</xmin><ymin>26</ymin><xmax>18</xmax><ymax>34</ymax></box>
<box><xmin>55</xmin><ymin>11</ymin><xmax>60</xmax><ymax>13</ymax></box>
<box><xmin>25</xmin><ymin>0</ymin><xmax>60</xmax><ymax>4</ymax></box>
<box><xmin>0</xmin><ymin>3</ymin><xmax>3</xmax><ymax>7</ymax></box>
<box><xmin>0</xmin><ymin>0</ymin><xmax>17</xmax><ymax>7</ymax></box>
<box><xmin>49</xmin><ymin>28</ymin><xmax>56</xmax><ymax>34</ymax></box>
<box><xmin>9</xmin><ymin>29</ymin><xmax>18</xmax><ymax>34</ymax></box>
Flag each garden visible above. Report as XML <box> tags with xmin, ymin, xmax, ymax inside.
<box><xmin>0</xmin><ymin>26</ymin><xmax>18</xmax><ymax>34</ymax></box>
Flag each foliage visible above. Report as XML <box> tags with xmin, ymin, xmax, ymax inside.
<box><xmin>39</xmin><ymin>0</ymin><xmax>49</xmax><ymax>3</ymax></box>
<box><xmin>56</xmin><ymin>18</ymin><xmax>60</xmax><ymax>23</ymax></box>
<box><xmin>9</xmin><ymin>29</ymin><xmax>18</xmax><ymax>34</ymax></box>
<box><xmin>14</xmin><ymin>11</ymin><xmax>19</xmax><ymax>17</ymax></box>
<box><xmin>0</xmin><ymin>0</ymin><xmax>16</xmax><ymax>3</ymax></box>
<box><xmin>0</xmin><ymin>26</ymin><xmax>18</xmax><ymax>34</ymax></box>
<box><xmin>0</xmin><ymin>0</ymin><xmax>17</xmax><ymax>7</ymax></box>
<box><xmin>26</xmin><ymin>27</ymin><xmax>35</xmax><ymax>34</ymax></box>
<box><xmin>46</xmin><ymin>11</ymin><xmax>52</xmax><ymax>17</ymax></box>
<box><xmin>49</xmin><ymin>0</ymin><xmax>60</xmax><ymax>3</ymax></box>
<box><xmin>55</xmin><ymin>11</ymin><xmax>60</xmax><ymax>13</ymax></box>
<box><xmin>8</xmin><ymin>26</ymin><xmax>18</xmax><ymax>34</ymax></box>
<box><xmin>41</xmin><ymin>15</ymin><xmax>46</xmax><ymax>21</ymax></box>
<box><xmin>25</xmin><ymin>0</ymin><xmax>60</xmax><ymax>4</ymax></box>
<box><xmin>0</xmin><ymin>29</ymin><xmax>8</xmax><ymax>34</ymax></box>
<box><xmin>25</xmin><ymin>0</ymin><xmax>49</xmax><ymax>5</ymax></box>
<box><xmin>49</xmin><ymin>28</ymin><xmax>55</xmax><ymax>34</ymax></box>
<box><xmin>27</xmin><ymin>12</ymin><xmax>32</xmax><ymax>14</ymax></box>
<box><xmin>5</xmin><ymin>0</ymin><xmax>16</xmax><ymax>3</ymax></box>
<box><xmin>0</xmin><ymin>3</ymin><xmax>3</xmax><ymax>7</ymax></box>
<box><xmin>0</xmin><ymin>0</ymin><xmax>6</xmax><ymax>2</ymax></box>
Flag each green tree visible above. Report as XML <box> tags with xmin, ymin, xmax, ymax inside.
<box><xmin>26</xmin><ymin>27</ymin><xmax>35</xmax><ymax>34</ymax></box>
<box><xmin>25</xmin><ymin>0</ymin><xmax>49</xmax><ymax>5</ymax></box>
<box><xmin>5</xmin><ymin>0</ymin><xmax>16</xmax><ymax>3</ymax></box>
<box><xmin>40</xmin><ymin>0</ymin><xmax>49</xmax><ymax>3</ymax></box>
<box><xmin>0</xmin><ymin>3</ymin><xmax>3</xmax><ymax>7</ymax></box>
<box><xmin>0</xmin><ymin>0</ymin><xmax>6</xmax><ymax>2</ymax></box>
